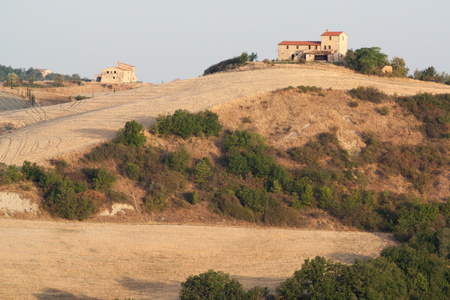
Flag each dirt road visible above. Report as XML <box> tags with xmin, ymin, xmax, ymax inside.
<box><xmin>0</xmin><ymin>219</ymin><xmax>396</xmax><ymax>299</ymax></box>
<box><xmin>1</xmin><ymin>65</ymin><xmax>450</xmax><ymax>166</ymax></box>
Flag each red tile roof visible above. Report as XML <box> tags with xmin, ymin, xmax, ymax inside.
<box><xmin>321</xmin><ymin>31</ymin><xmax>345</xmax><ymax>36</ymax></box>
<box><xmin>278</xmin><ymin>41</ymin><xmax>321</xmax><ymax>46</ymax></box>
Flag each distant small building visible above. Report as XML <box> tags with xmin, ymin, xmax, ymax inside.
<box><xmin>381</xmin><ymin>66</ymin><xmax>393</xmax><ymax>73</ymax></box>
<box><xmin>278</xmin><ymin>30</ymin><xmax>348</xmax><ymax>63</ymax></box>
<box><xmin>38</xmin><ymin>68</ymin><xmax>52</xmax><ymax>77</ymax></box>
<box><xmin>95</xmin><ymin>61</ymin><xmax>137</xmax><ymax>83</ymax></box>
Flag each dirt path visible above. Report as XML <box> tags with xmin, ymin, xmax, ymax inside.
<box><xmin>1</xmin><ymin>65</ymin><xmax>450</xmax><ymax>166</ymax></box>
<box><xmin>0</xmin><ymin>219</ymin><xmax>396</xmax><ymax>299</ymax></box>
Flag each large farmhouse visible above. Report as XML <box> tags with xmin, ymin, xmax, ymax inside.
<box><xmin>278</xmin><ymin>30</ymin><xmax>348</xmax><ymax>63</ymax></box>
<box><xmin>95</xmin><ymin>61</ymin><xmax>137</xmax><ymax>83</ymax></box>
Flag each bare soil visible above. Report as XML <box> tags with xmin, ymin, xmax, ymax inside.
<box><xmin>0</xmin><ymin>219</ymin><xmax>397</xmax><ymax>299</ymax></box>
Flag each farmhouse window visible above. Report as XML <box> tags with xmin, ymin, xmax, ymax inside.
<box><xmin>287</xmin><ymin>45</ymin><xmax>289</xmax><ymax>49</ymax></box>
<box><xmin>297</xmin><ymin>46</ymin><xmax>299</xmax><ymax>49</ymax></box>
<box><xmin>114</xmin><ymin>71</ymin><xmax>116</xmax><ymax>74</ymax></box>
<box><xmin>113</xmin><ymin>77</ymin><xmax>115</xmax><ymax>79</ymax></box>
<box><xmin>329</xmin><ymin>36</ymin><xmax>332</xmax><ymax>40</ymax></box>
<box><xmin>309</xmin><ymin>45</ymin><xmax>311</xmax><ymax>50</ymax></box>
<box><xmin>107</xmin><ymin>71</ymin><xmax>109</xmax><ymax>74</ymax></box>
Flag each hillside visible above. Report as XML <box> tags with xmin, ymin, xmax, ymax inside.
<box><xmin>0</xmin><ymin>63</ymin><xmax>449</xmax><ymax>299</ymax></box>
<box><xmin>1</xmin><ymin>63</ymin><xmax>449</xmax><ymax>166</ymax></box>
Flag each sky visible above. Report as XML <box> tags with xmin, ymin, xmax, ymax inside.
<box><xmin>1</xmin><ymin>0</ymin><xmax>449</xmax><ymax>83</ymax></box>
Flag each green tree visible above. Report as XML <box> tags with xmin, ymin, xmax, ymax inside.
<box><xmin>180</xmin><ymin>270</ymin><xmax>245</xmax><ymax>300</ymax></box>
<box><xmin>346</xmin><ymin>47</ymin><xmax>389</xmax><ymax>74</ymax></box>
<box><xmin>390</xmin><ymin>56</ymin><xmax>408</xmax><ymax>77</ymax></box>
<box><xmin>194</xmin><ymin>157</ymin><xmax>212</xmax><ymax>183</ymax></box>
<box><xmin>123</xmin><ymin>120</ymin><xmax>146</xmax><ymax>147</ymax></box>
<box><xmin>54</xmin><ymin>74</ymin><xmax>65</xmax><ymax>87</ymax></box>
<box><xmin>5</xmin><ymin>73</ymin><xmax>18</xmax><ymax>89</ymax></box>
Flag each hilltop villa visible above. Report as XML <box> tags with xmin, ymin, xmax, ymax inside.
<box><xmin>278</xmin><ymin>30</ymin><xmax>348</xmax><ymax>63</ymax></box>
<box><xmin>95</xmin><ymin>61</ymin><xmax>137</xmax><ymax>83</ymax></box>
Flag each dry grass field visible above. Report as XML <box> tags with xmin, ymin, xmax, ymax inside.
<box><xmin>1</xmin><ymin>64</ymin><xmax>449</xmax><ymax>299</ymax></box>
<box><xmin>0</xmin><ymin>219</ymin><xmax>397</xmax><ymax>299</ymax></box>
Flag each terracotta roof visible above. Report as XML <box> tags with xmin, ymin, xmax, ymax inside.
<box><xmin>278</xmin><ymin>41</ymin><xmax>321</xmax><ymax>46</ymax></box>
<box><xmin>321</xmin><ymin>31</ymin><xmax>345</xmax><ymax>36</ymax></box>
<box><xmin>118</xmin><ymin>61</ymin><xmax>135</xmax><ymax>67</ymax></box>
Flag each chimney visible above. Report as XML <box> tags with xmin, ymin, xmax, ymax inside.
<box><xmin>326</xmin><ymin>29</ymin><xmax>329</xmax><ymax>32</ymax></box>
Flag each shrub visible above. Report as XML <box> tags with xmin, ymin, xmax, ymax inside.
<box><xmin>380</xmin><ymin>106</ymin><xmax>390</xmax><ymax>115</ymax></box>
<box><xmin>348</xmin><ymin>100</ymin><xmax>359</xmax><ymax>107</ymax></box>
<box><xmin>165</xmin><ymin>145</ymin><xmax>191</xmax><ymax>173</ymax></box>
<box><xmin>236</xmin><ymin>188</ymin><xmax>269</xmax><ymax>212</ymax></box>
<box><xmin>0</xmin><ymin>163</ymin><xmax>22</xmax><ymax>185</ymax></box>
<box><xmin>224</xmin><ymin>130</ymin><xmax>267</xmax><ymax>153</ymax></box>
<box><xmin>86</xmin><ymin>167</ymin><xmax>117</xmax><ymax>191</ymax></box>
<box><xmin>124</xmin><ymin>163</ymin><xmax>141</xmax><ymax>181</ymax></box>
<box><xmin>211</xmin><ymin>191</ymin><xmax>254</xmax><ymax>222</ymax></box>
<box><xmin>395</xmin><ymin>93</ymin><xmax>450</xmax><ymax>139</ymax></box>
<box><xmin>45</xmin><ymin>177</ymin><xmax>96</xmax><ymax>221</ymax></box>
<box><xmin>117</xmin><ymin>120</ymin><xmax>146</xmax><ymax>147</ymax></box>
<box><xmin>203</xmin><ymin>52</ymin><xmax>249</xmax><ymax>76</ymax></box>
<box><xmin>151</xmin><ymin>109</ymin><xmax>222</xmax><ymax>139</ymax></box>
<box><xmin>180</xmin><ymin>270</ymin><xmax>245</xmax><ymax>300</ymax></box>
<box><xmin>191</xmin><ymin>190</ymin><xmax>199</xmax><ymax>205</ymax></box>
<box><xmin>194</xmin><ymin>157</ymin><xmax>212</xmax><ymax>183</ymax></box>
<box><xmin>297</xmin><ymin>85</ymin><xmax>322</xmax><ymax>93</ymax></box>
<box><xmin>348</xmin><ymin>86</ymin><xmax>389</xmax><ymax>103</ymax></box>
<box><xmin>74</xmin><ymin>95</ymin><xmax>89</xmax><ymax>101</ymax></box>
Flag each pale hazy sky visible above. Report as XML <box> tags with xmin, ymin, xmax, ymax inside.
<box><xmin>1</xmin><ymin>0</ymin><xmax>449</xmax><ymax>83</ymax></box>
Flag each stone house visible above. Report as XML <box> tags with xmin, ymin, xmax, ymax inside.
<box><xmin>38</xmin><ymin>68</ymin><xmax>52</xmax><ymax>77</ymax></box>
<box><xmin>95</xmin><ymin>61</ymin><xmax>137</xmax><ymax>83</ymax></box>
<box><xmin>278</xmin><ymin>30</ymin><xmax>348</xmax><ymax>63</ymax></box>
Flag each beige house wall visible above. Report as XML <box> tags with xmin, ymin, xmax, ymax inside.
<box><xmin>100</xmin><ymin>67</ymin><xmax>132</xmax><ymax>83</ymax></box>
<box><xmin>278</xmin><ymin>44</ymin><xmax>320</xmax><ymax>61</ymax></box>
<box><xmin>98</xmin><ymin>62</ymin><xmax>137</xmax><ymax>83</ymax></box>
<box><xmin>321</xmin><ymin>33</ymin><xmax>347</xmax><ymax>62</ymax></box>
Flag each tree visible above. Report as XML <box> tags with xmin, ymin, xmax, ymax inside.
<box><xmin>249</xmin><ymin>52</ymin><xmax>258</xmax><ymax>62</ymax></box>
<box><xmin>122</xmin><ymin>120</ymin><xmax>146</xmax><ymax>147</ymax></box>
<box><xmin>5</xmin><ymin>73</ymin><xmax>18</xmax><ymax>89</ymax></box>
<box><xmin>72</xmin><ymin>73</ymin><xmax>81</xmax><ymax>81</ymax></box>
<box><xmin>390</xmin><ymin>57</ymin><xmax>408</xmax><ymax>77</ymax></box>
<box><xmin>194</xmin><ymin>157</ymin><xmax>212</xmax><ymax>183</ymax></box>
<box><xmin>346</xmin><ymin>47</ymin><xmax>389</xmax><ymax>74</ymax></box>
<box><xmin>54</xmin><ymin>74</ymin><xmax>65</xmax><ymax>87</ymax></box>
<box><xmin>420</xmin><ymin>66</ymin><xmax>437</xmax><ymax>81</ymax></box>
<box><xmin>180</xmin><ymin>270</ymin><xmax>245</xmax><ymax>300</ymax></box>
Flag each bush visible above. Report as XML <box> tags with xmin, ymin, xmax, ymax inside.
<box><xmin>45</xmin><ymin>177</ymin><xmax>95</xmax><ymax>221</ymax></box>
<box><xmin>165</xmin><ymin>145</ymin><xmax>191</xmax><ymax>173</ymax></box>
<box><xmin>236</xmin><ymin>188</ymin><xmax>269</xmax><ymax>212</ymax></box>
<box><xmin>151</xmin><ymin>109</ymin><xmax>222</xmax><ymax>139</ymax></box>
<box><xmin>125</xmin><ymin>163</ymin><xmax>141</xmax><ymax>181</ymax></box>
<box><xmin>348</xmin><ymin>86</ymin><xmax>389</xmax><ymax>103</ymax></box>
<box><xmin>203</xmin><ymin>52</ymin><xmax>249</xmax><ymax>76</ymax></box>
<box><xmin>194</xmin><ymin>157</ymin><xmax>212</xmax><ymax>183</ymax></box>
<box><xmin>395</xmin><ymin>93</ymin><xmax>450</xmax><ymax>139</ymax></box>
<box><xmin>86</xmin><ymin>167</ymin><xmax>117</xmax><ymax>191</ymax></box>
<box><xmin>0</xmin><ymin>163</ymin><xmax>22</xmax><ymax>185</ymax></box>
<box><xmin>380</xmin><ymin>106</ymin><xmax>390</xmax><ymax>115</ymax></box>
<box><xmin>180</xmin><ymin>270</ymin><xmax>245</xmax><ymax>300</ymax></box>
<box><xmin>117</xmin><ymin>120</ymin><xmax>146</xmax><ymax>147</ymax></box>
<box><xmin>74</xmin><ymin>95</ymin><xmax>89</xmax><ymax>101</ymax></box>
